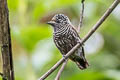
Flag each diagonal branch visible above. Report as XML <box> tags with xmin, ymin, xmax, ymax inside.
<box><xmin>81</xmin><ymin>0</ymin><xmax>119</xmax><ymax>43</ymax></box>
<box><xmin>55</xmin><ymin>59</ymin><xmax>68</xmax><ymax>80</ymax></box>
<box><xmin>78</xmin><ymin>0</ymin><xmax>85</xmax><ymax>33</ymax></box>
<box><xmin>39</xmin><ymin>0</ymin><xmax>120</xmax><ymax>80</ymax></box>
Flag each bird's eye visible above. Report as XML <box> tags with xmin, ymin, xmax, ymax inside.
<box><xmin>57</xmin><ymin>17</ymin><xmax>60</xmax><ymax>19</ymax></box>
<box><xmin>56</xmin><ymin>20</ymin><xmax>60</xmax><ymax>23</ymax></box>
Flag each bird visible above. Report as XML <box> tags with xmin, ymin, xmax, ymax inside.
<box><xmin>47</xmin><ymin>14</ymin><xmax>89</xmax><ymax>70</ymax></box>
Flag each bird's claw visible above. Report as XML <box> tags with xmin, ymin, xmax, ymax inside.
<box><xmin>77</xmin><ymin>40</ymin><xmax>84</xmax><ymax>46</ymax></box>
<box><xmin>62</xmin><ymin>55</ymin><xmax>67</xmax><ymax>61</ymax></box>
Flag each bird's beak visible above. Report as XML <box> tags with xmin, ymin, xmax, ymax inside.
<box><xmin>47</xmin><ymin>21</ymin><xmax>56</xmax><ymax>25</ymax></box>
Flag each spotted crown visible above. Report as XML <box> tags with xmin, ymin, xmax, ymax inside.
<box><xmin>52</xmin><ymin>14</ymin><xmax>70</xmax><ymax>25</ymax></box>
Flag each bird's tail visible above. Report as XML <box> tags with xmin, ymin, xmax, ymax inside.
<box><xmin>75</xmin><ymin>57</ymin><xmax>89</xmax><ymax>70</ymax></box>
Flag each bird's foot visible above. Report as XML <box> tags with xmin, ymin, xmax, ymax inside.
<box><xmin>77</xmin><ymin>40</ymin><xmax>84</xmax><ymax>46</ymax></box>
<box><xmin>62</xmin><ymin>55</ymin><xmax>67</xmax><ymax>61</ymax></box>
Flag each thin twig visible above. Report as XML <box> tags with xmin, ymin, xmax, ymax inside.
<box><xmin>39</xmin><ymin>0</ymin><xmax>120</xmax><ymax>80</ymax></box>
<box><xmin>55</xmin><ymin>59</ymin><xmax>68</xmax><ymax>80</ymax></box>
<box><xmin>78</xmin><ymin>0</ymin><xmax>85</xmax><ymax>33</ymax></box>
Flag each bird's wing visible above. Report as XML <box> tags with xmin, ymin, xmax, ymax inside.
<box><xmin>70</xmin><ymin>25</ymin><xmax>85</xmax><ymax>59</ymax></box>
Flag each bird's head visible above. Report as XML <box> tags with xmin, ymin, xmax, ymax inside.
<box><xmin>47</xmin><ymin>14</ymin><xmax>70</xmax><ymax>27</ymax></box>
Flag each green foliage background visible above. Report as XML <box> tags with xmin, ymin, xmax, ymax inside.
<box><xmin>0</xmin><ymin>0</ymin><xmax>120</xmax><ymax>80</ymax></box>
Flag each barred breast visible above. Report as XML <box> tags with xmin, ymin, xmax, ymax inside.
<box><xmin>53</xmin><ymin>26</ymin><xmax>80</xmax><ymax>55</ymax></box>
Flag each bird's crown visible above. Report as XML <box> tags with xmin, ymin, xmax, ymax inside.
<box><xmin>52</xmin><ymin>14</ymin><xmax>70</xmax><ymax>24</ymax></box>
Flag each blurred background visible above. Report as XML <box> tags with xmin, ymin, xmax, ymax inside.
<box><xmin>0</xmin><ymin>0</ymin><xmax>120</xmax><ymax>80</ymax></box>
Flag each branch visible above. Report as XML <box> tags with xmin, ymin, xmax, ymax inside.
<box><xmin>0</xmin><ymin>0</ymin><xmax>15</xmax><ymax>80</ymax></box>
<box><xmin>78</xmin><ymin>0</ymin><xmax>85</xmax><ymax>33</ymax></box>
<box><xmin>39</xmin><ymin>0</ymin><xmax>120</xmax><ymax>80</ymax></box>
<box><xmin>55</xmin><ymin>59</ymin><xmax>68</xmax><ymax>80</ymax></box>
